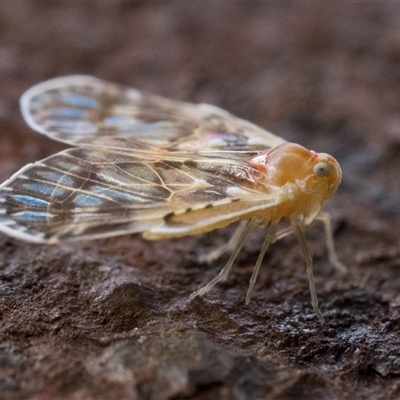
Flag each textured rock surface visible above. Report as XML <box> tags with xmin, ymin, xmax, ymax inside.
<box><xmin>1</xmin><ymin>3</ymin><xmax>400</xmax><ymax>399</ymax></box>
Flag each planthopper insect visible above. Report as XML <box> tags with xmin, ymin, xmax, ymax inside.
<box><xmin>0</xmin><ymin>76</ymin><xmax>346</xmax><ymax>323</ymax></box>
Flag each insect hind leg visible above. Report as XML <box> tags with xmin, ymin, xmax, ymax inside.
<box><xmin>190</xmin><ymin>215</ymin><xmax>263</xmax><ymax>300</ymax></box>
<box><xmin>198</xmin><ymin>221</ymin><xmax>248</xmax><ymax>264</ymax></box>
<box><xmin>197</xmin><ymin>220</ymin><xmax>292</xmax><ymax>266</ymax></box>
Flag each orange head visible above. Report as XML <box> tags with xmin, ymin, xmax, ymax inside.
<box><xmin>249</xmin><ymin>142</ymin><xmax>342</xmax><ymax>200</ymax></box>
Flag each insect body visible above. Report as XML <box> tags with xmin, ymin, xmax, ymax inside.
<box><xmin>0</xmin><ymin>76</ymin><xmax>345</xmax><ymax>323</ymax></box>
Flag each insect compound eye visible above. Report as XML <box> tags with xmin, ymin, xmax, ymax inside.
<box><xmin>313</xmin><ymin>161</ymin><xmax>331</xmax><ymax>177</ymax></box>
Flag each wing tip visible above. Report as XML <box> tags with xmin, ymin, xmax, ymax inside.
<box><xmin>20</xmin><ymin>75</ymin><xmax>102</xmax><ymax>134</ymax></box>
<box><xmin>0</xmin><ymin>221</ymin><xmax>56</xmax><ymax>244</ymax></box>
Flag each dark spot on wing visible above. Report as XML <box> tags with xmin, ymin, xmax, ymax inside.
<box><xmin>160</xmin><ymin>161</ymin><xmax>182</xmax><ymax>169</ymax></box>
<box><xmin>163</xmin><ymin>212</ymin><xmax>175</xmax><ymax>221</ymax></box>
<box><xmin>183</xmin><ymin>160</ymin><xmax>198</xmax><ymax>169</ymax></box>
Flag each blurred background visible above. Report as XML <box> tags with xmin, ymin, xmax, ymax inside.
<box><xmin>0</xmin><ymin>3</ymin><xmax>400</xmax><ymax>400</ymax></box>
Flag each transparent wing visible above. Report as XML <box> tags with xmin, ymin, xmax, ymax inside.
<box><xmin>0</xmin><ymin>148</ymin><xmax>281</xmax><ymax>243</ymax></box>
<box><xmin>21</xmin><ymin>75</ymin><xmax>285</xmax><ymax>154</ymax></box>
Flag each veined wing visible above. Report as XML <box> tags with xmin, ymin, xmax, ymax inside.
<box><xmin>0</xmin><ymin>148</ymin><xmax>281</xmax><ymax>243</ymax></box>
<box><xmin>21</xmin><ymin>75</ymin><xmax>285</xmax><ymax>154</ymax></box>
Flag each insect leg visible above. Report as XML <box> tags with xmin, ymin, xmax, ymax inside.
<box><xmin>198</xmin><ymin>220</ymin><xmax>248</xmax><ymax>263</ymax></box>
<box><xmin>290</xmin><ymin>217</ymin><xmax>325</xmax><ymax>324</ymax></box>
<box><xmin>274</xmin><ymin>225</ymin><xmax>293</xmax><ymax>242</ymax></box>
<box><xmin>245</xmin><ymin>221</ymin><xmax>279</xmax><ymax>304</ymax></box>
<box><xmin>190</xmin><ymin>214</ymin><xmax>263</xmax><ymax>300</ymax></box>
<box><xmin>315</xmin><ymin>212</ymin><xmax>347</xmax><ymax>273</ymax></box>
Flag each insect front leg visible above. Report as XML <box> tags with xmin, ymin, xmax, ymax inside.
<box><xmin>198</xmin><ymin>220</ymin><xmax>248</xmax><ymax>264</ymax></box>
<box><xmin>245</xmin><ymin>220</ymin><xmax>279</xmax><ymax>304</ymax></box>
<box><xmin>190</xmin><ymin>214</ymin><xmax>263</xmax><ymax>300</ymax></box>
<box><xmin>315</xmin><ymin>211</ymin><xmax>347</xmax><ymax>273</ymax></box>
<box><xmin>291</xmin><ymin>216</ymin><xmax>325</xmax><ymax>324</ymax></box>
